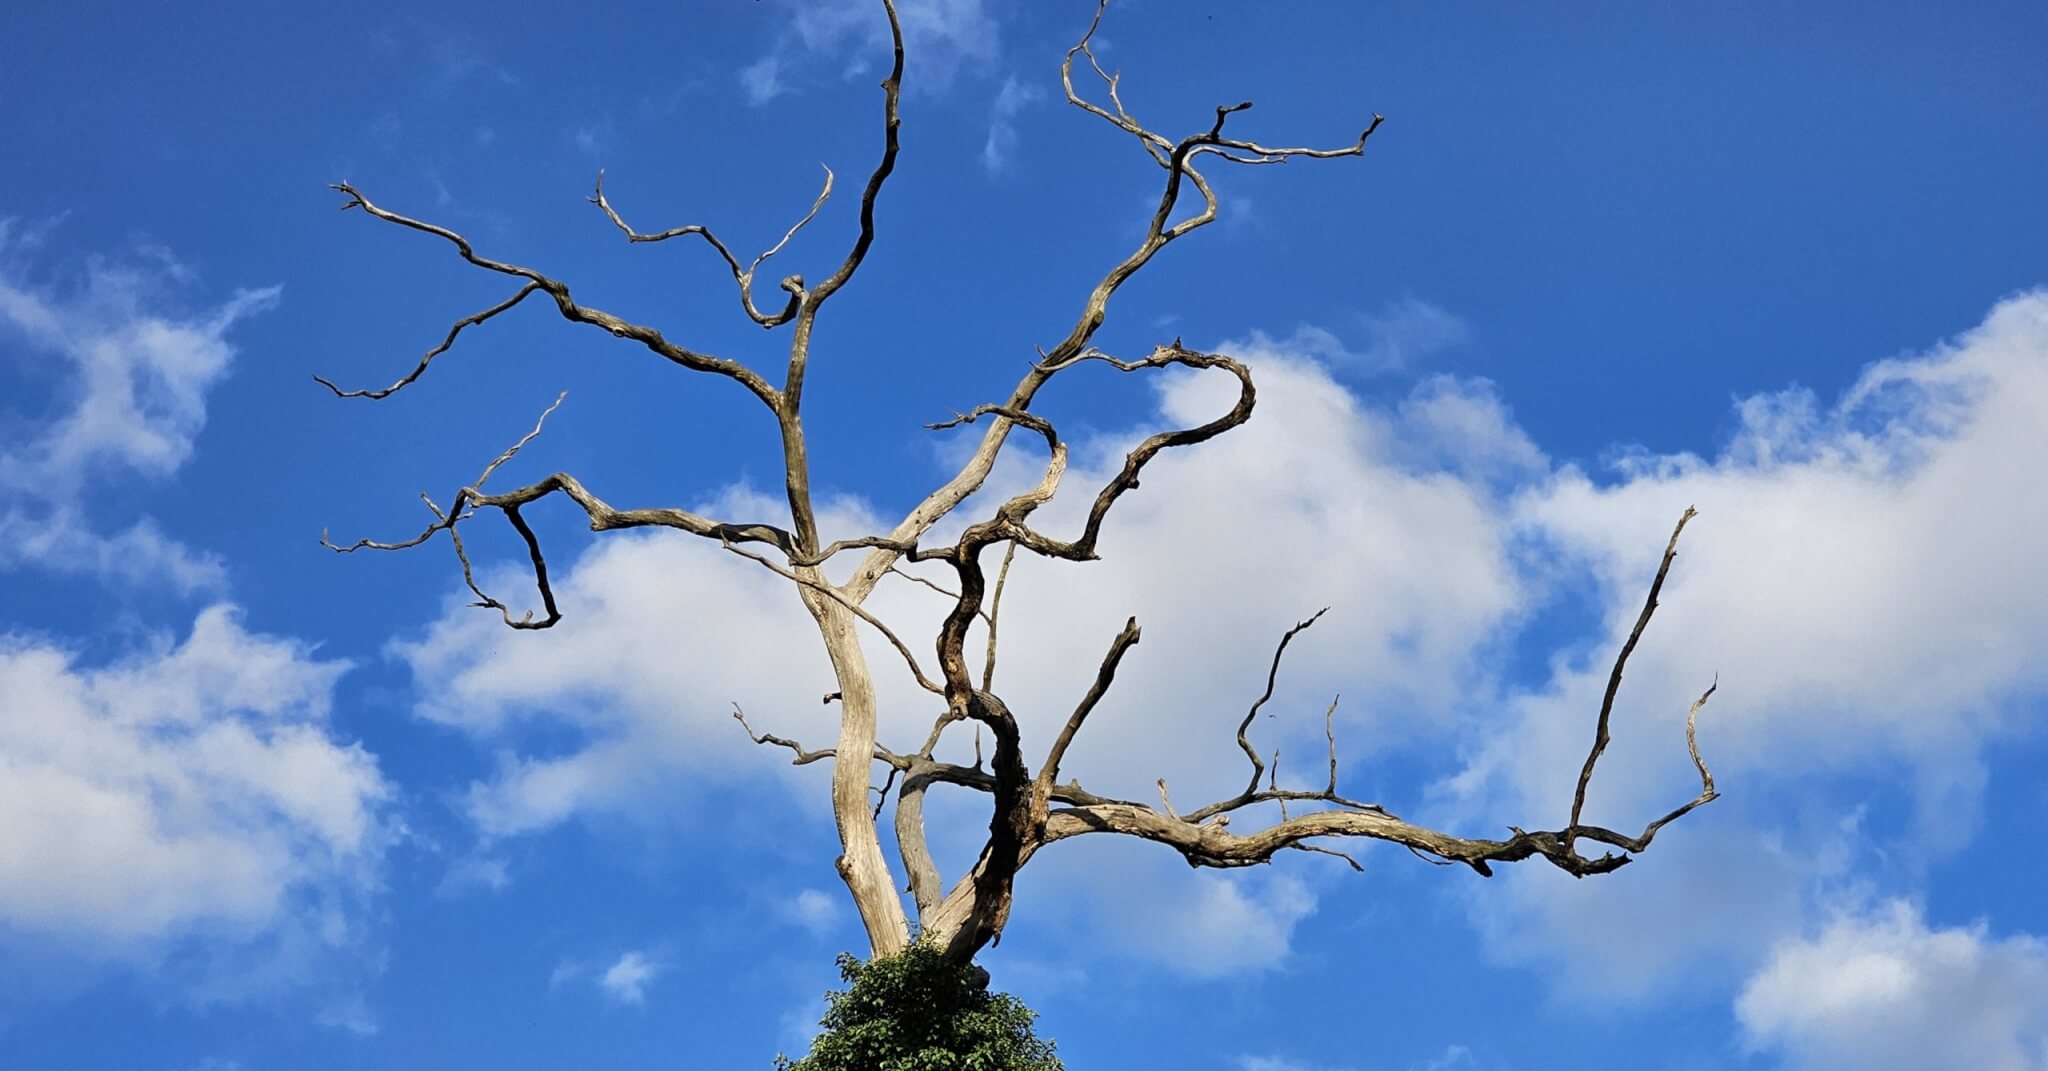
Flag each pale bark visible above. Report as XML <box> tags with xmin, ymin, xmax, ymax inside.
<box><xmin>320</xmin><ymin>0</ymin><xmax>1718</xmax><ymax>968</ymax></box>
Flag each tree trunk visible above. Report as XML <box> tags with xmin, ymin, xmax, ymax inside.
<box><xmin>802</xmin><ymin>582</ymin><xmax>911</xmax><ymax>957</ymax></box>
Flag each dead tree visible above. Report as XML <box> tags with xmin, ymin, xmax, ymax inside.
<box><xmin>320</xmin><ymin>0</ymin><xmax>1718</xmax><ymax>966</ymax></box>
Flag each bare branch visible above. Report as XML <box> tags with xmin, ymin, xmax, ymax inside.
<box><xmin>1323</xmin><ymin>695</ymin><xmax>1341</xmax><ymax>796</ymax></box>
<box><xmin>719</xmin><ymin>539</ymin><xmax>947</xmax><ymax>696</ymax></box>
<box><xmin>981</xmin><ymin>540</ymin><xmax>1018</xmax><ymax>692</ymax></box>
<box><xmin>1033</xmin><ymin>616</ymin><xmax>1142</xmax><ymax>810</ymax></box>
<box><xmin>896</xmin><ymin>765</ymin><xmax>945</xmax><ymax>916</ymax></box>
<box><xmin>888</xmin><ymin>564</ymin><xmax>965</xmax><ymax>603</ymax></box>
<box><xmin>322</xmin><ymin>393</ymin><xmax>813</xmax><ymax>635</ymax></box>
<box><xmin>1272</xmin><ymin>749</ymin><xmax>1287</xmax><ymax>821</ymax></box>
<box><xmin>803</xmin><ymin>0</ymin><xmax>903</xmax><ymax>314</ymax></box>
<box><xmin>1566</xmin><ymin>506</ymin><xmax>1698</xmax><ymax>856</ymax></box>
<box><xmin>314</xmin><ymin>281</ymin><xmax>542</xmax><ymax>399</ymax></box>
<box><xmin>734</xmin><ymin>703</ymin><xmax>848</xmax><ymax>766</ymax></box>
<box><xmin>476</xmin><ymin>392</ymin><xmax>566</xmax><ymax>487</ymax></box>
<box><xmin>318</xmin><ymin>0</ymin><xmax>1720</xmax><ymax>969</ymax></box>
<box><xmin>750</xmin><ymin>165</ymin><xmax>835</xmax><ymax>278</ymax></box>
<box><xmin>1627</xmin><ymin>678</ymin><xmax>1720</xmax><ymax>847</ymax></box>
<box><xmin>873</xmin><ymin>764</ymin><xmax>900</xmax><ymax>821</ymax></box>
<box><xmin>1291</xmin><ymin>842</ymin><xmax>1364</xmax><ymax>872</ymax></box>
<box><xmin>1026</xmin><ymin>514</ymin><xmax>1716</xmax><ymax>882</ymax></box>
<box><xmin>1233</xmin><ymin>608</ymin><xmax>1329</xmax><ymax>800</ymax></box>
<box><xmin>331</xmin><ymin>182</ymin><xmax>781</xmax><ymax>410</ymax></box>
<box><xmin>589</xmin><ymin>165</ymin><xmax>832</xmax><ymax>329</ymax></box>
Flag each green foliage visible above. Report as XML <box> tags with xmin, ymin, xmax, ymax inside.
<box><xmin>775</xmin><ymin>942</ymin><xmax>1062</xmax><ymax>1071</ymax></box>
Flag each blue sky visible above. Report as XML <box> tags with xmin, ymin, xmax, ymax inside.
<box><xmin>3</xmin><ymin>1</ymin><xmax>2047</xmax><ymax>1068</ymax></box>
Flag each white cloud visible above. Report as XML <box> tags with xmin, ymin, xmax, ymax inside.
<box><xmin>317</xmin><ymin>991</ymin><xmax>380</xmax><ymax>1036</ymax></box>
<box><xmin>1239</xmin><ymin>1057</ymin><xmax>1348</xmax><ymax>1071</ymax></box>
<box><xmin>1413</xmin><ymin>1047</ymin><xmax>1478</xmax><ymax>1071</ymax></box>
<box><xmin>0</xmin><ymin>220</ymin><xmax>278</xmax><ymax>592</ymax></box>
<box><xmin>785</xmin><ymin>888</ymin><xmax>842</xmax><ymax>939</ymax></box>
<box><xmin>599</xmin><ymin>950</ymin><xmax>664</xmax><ymax>1006</ymax></box>
<box><xmin>1736</xmin><ymin>899</ymin><xmax>2048</xmax><ymax>1070</ymax></box>
<box><xmin>740</xmin><ymin>55</ymin><xmax>787</xmax><ymax>107</ymax></box>
<box><xmin>398</xmin><ymin>353</ymin><xmax>1532</xmax><ymax>842</ymax></box>
<box><xmin>1144</xmin><ymin>872</ymin><xmax>1316</xmax><ymax>976</ymax></box>
<box><xmin>1247</xmin><ymin>299</ymin><xmax>1470</xmax><ymax>378</ymax></box>
<box><xmin>745</xmin><ymin>0</ymin><xmax>997</xmax><ymax>104</ymax></box>
<box><xmin>0</xmin><ymin>512</ymin><xmax>226</xmax><ymax>594</ymax></box>
<box><xmin>395</xmin><ymin>288</ymin><xmax>2048</xmax><ymax>1014</ymax></box>
<box><xmin>1358</xmin><ymin>297</ymin><xmax>1471</xmax><ymax>372</ymax></box>
<box><xmin>393</xmin><ymin>488</ymin><xmax>849</xmax><ymax>838</ymax></box>
<box><xmin>0</xmin><ymin>606</ymin><xmax>388</xmax><ymax>971</ymax></box>
<box><xmin>434</xmin><ymin>854</ymin><xmax>510</xmax><ymax>898</ymax></box>
<box><xmin>982</xmin><ymin>74</ymin><xmax>1043</xmax><ymax>175</ymax></box>
<box><xmin>1242</xmin><ymin>1042</ymin><xmax>1472</xmax><ymax>1070</ymax></box>
<box><xmin>1061</xmin><ymin>850</ymin><xmax>1316</xmax><ymax>979</ymax></box>
<box><xmin>1455</xmin><ymin>291</ymin><xmax>2048</xmax><ymax>996</ymax></box>
<box><xmin>391</xmin><ymin>335</ymin><xmax>1538</xmax><ymax>976</ymax></box>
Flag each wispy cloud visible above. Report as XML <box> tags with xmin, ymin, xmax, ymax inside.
<box><xmin>550</xmin><ymin>948</ymin><xmax>669</xmax><ymax>1006</ymax></box>
<box><xmin>599</xmin><ymin>950</ymin><xmax>664</xmax><ymax>1005</ymax></box>
<box><xmin>741</xmin><ymin>0</ymin><xmax>998</xmax><ymax>105</ymax></box>
<box><xmin>982</xmin><ymin>74</ymin><xmax>1043</xmax><ymax>175</ymax></box>
<box><xmin>740</xmin><ymin>56</ymin><xmax>787</xmax><ymax>107</ymax></box>
<box><xmin>0</xmin><ymin>219</ymin><xmax>278</xmax><ymax>593</ymax></box>
<box><xmin>1239</xmin><ymin>1057</ymin><xmax>1347</xmax><ymax>1071</ymax></box>
<box><xmin>783</xmin><ymin>888</ymin><xmax>842</xmax><ymax>939</ymax></box>
<box><xmin>434</xmin><ymin>854</ymin><xmax>511</xmax><ymax>898</ymax></box>
<box><xmin>1247</xmin><ymin>298</ymin><xmax>1470</xmax><ymax>378</ymax></box>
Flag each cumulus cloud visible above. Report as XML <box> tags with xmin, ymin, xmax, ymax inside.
<box><xmin>394</xmin><ymin>347</ymin><xmax>1536</xmax><ymax>986</ymax></box>
<box><xmin>1737</xmin><ymin>899</ymin><xmax>2048</xmax><ymax>1070</ymax></box>
<box><xmin>395</xmin><ymin>286</ymin><xmax>2048</xmax><ymax>1021</ymax></box>
<box><xmin>0</xmin><ymin>219</ymin><xmax>278</xmax><ymax>593</ymax></box>
<box><xmin>0</xmin><ymin>606</ymin><xmax>388</xmax><ymax>967</ymax></box>
<box><xmin>742</xmin><ymin>0</ymin><xmax>997</xmax><ymax>104</ymax></box>
<box><xmin>1457</xmin><ymin>291</ymin><xmax>2048</xmax><ymax>996</ymax></box>
<box><xmin>392</xmin><ymin>485</ymin><xmax>850</xmax><ymax>838</ymax></box>
<box><xmin>397</xmin><ymin>352</ymin><xmax>1533</xmax><ymax>840</ymax></box>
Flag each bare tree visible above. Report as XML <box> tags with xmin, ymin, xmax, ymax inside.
<box><xmin>319</xmin><ymin>0</ymin><xmax>1718</xmax><ymax>968</ymax></box>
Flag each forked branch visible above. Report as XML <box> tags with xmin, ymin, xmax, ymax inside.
<box><xmin>589</xmin><ymin>165</ymin><xmax>832</xmax><ymax>329</ymax></box>
<box><xmin>1565</xmin><ymin>506</ymin><xmax>1698</xmax><ymax>856</ymax></box>
<box><xmin>325</xmin><ymin>182</ymin><xmax>780</xmax><ymax>410</ymax></box>
<box><xmin>1041</xmin><ymin>508</ymin><xmax>1717</xmax><ymax>880</ymax></box>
